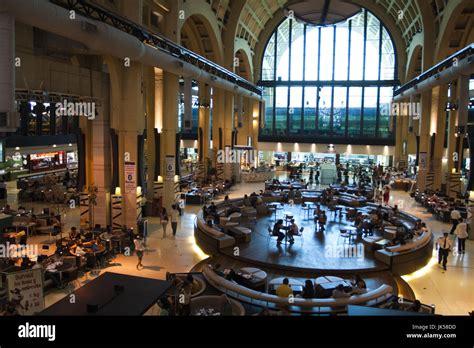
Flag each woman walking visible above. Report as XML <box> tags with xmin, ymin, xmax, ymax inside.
<box><xmin>383</xmin><ymin>185</ymin><xmax>391</xmax><ymax>205</ymax></box>
<box><xmin>170</xmin><ymin>204</ymin><xmax>179</xmax><ymax>236</ymax></box>
<box><xmin>160</xmin><ymin>207</ymin><xmax>169</xmax><ymax>238</ymax></box>
<box><xmin>134</xmin><ymin>235</ymin><xmax>145</xmax><ymax>270</ymax></box>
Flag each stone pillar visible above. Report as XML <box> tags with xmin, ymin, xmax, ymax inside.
<box><xmin>394</xmin><ymin>101</ymin><xmax>409</xmax><ymax>169</ymax></box>
<box><xmin>223</xmin><ymin>92</ymin><xmax>235</xmax><ymax>180</ymax></box>
<box><xmin>160</xmin><ymin>71</ymin><xmax>179</xmax><ymax>211</ymax></box>
<box><xmin>416</xmin><ymin>91</ymin><xmax>432</xmax><ymax>191</ymax></box>
<box><xmin>198</xmin><ymin>83</ymin><xmax>211</xmax><ymax>165</ymax></box>
<box><xmin>145</xmin><ymin>67</ymin><xmax>156</xmax><ymax>209</ymax></box>
<box><xmin>431</xmin><ymin>85</ymin><xmax>448</xmax><ymax>191</ymax></box>
<box><xmin>0</xmin><ymin>12</ymin><xmax>14</xmax><ymax>116</ymax></box>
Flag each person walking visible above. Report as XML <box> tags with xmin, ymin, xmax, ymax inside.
<box><xmin>383</xmin><ymin>185</ymin><xmax>391</xmax><ymax>205</ymax></box>
<box><xmin>160</xmin><ymin>207</ymin><xmax>169</xmax><ymax>238</ymax></box>
<box><xmin>134</xmin><ymin>235</ymin><xmax>145</xmax><ymax>270</ymax></box>
<box><xmin>436</xmin><ymin>232</ymin><xmax>453</xmax><ymax>271</ymax></box>
<box><xmin>170</xmin><ymin>204</ymin><xmax>179</xmax><ymax>237</ymax></box>
<box><xmin>449</xmin><ymin>208</ymin><xmax>461</xmax><ymax>234</ymax></box>
<box><xmin>454</xmin><ymin>219</ymin><xmax>468</xmax><ymax>254</ymax></box>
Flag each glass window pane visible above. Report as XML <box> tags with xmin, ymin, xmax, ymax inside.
<box><xmin>363</xmin><ymin>87</ymin><xmax>378</xmax><ymax>137</ymax></box>
<box><xmin>303</xmin><ymin>87</ymin><xmax>317</xmax><ymax>134</ymax></box>
<box><xmin>290</xmin><ymin>21</ymin><xmax>304</xmax><ymax>81</ymax></box>
<box><xmin>380</xmin><ymin>28</ymin><xmax>395</xmax><ymax>80</ymax></box>
<box><xmin>319</xmin><ymin>26</ymin><xmax>334</xmax><ymax>80</ymax></box>
<box><xmin>318</xmin><ymin>87</ymin><xmax>332</xmax><ymax>135</ymax></box>
<box><xmin>276</xmin><ymin>19</ymin><xmax>290</xmax><ymax>81</ymax></box>
<box><xmin>334</xmin><ymin>22</ymin><xmax>349</xmax><ymax>80</ymax></box>
<box><xmin>289</xmin><ymin>87</ymin><xmax>302</xmax><ymax>134</ymax></box>
<box><xmin>305</xmin><ymin>27</ymin><xmax>319</xmax><ymax>80</ymax></box>
<box><xmin>263</xmin><ymin>87</ymin><xmax>274</xmax><ymax>135</ymax></box>
<box><xmin>262</xmin><ymin>32</ymin><xmax>275</xmax><ymax>80</ymax></box>
<box><xmin>365</xmin><ymin>14</ymin><xmax>380</xmax><ymax>80</ymax></box>
<box><xmin>333</xmin><ymin>87</ymin><xmax>347</xmax><ymax>136</ymax></box>
<box><xmin>275</xmin><ymin>86</ymin><xmax>288</xmax><ymax>134</ymax></box>
<box><xmin>348</xmin><ymin>87</ymin><xmax>362</xmax><ymax>137</ymax></box>
<box><xmin>349</xmin><ymin>14</ymin><xmax>364</xmax><ymax>80</ymax></box>
<box><xmin>379</xmin><ymin>87</ymin><xmax>393</xmax><ymax>138</ymax></box>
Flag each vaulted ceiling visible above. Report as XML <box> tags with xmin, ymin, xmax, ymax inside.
<box><xmin>203</xmin><ymin>0</ymin><xmax>471</xmax><ymax>54</ymax></box>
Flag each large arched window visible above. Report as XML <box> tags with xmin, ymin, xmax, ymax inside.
<box><xmin>260</xmin><ymin>9</ymin><xmax>397</xmax><ymax>144</ymax></box>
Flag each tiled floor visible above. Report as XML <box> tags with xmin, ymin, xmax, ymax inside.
<box><xmin>3</xmin><ymin>174</ymin><xmax>473</xmax><ymax>315</ymax></box>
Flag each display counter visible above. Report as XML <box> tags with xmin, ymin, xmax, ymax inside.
<box><xmin>241</xmin><ymin>171</ymin><xmax>274</xmax><ymax>183</ymax></box>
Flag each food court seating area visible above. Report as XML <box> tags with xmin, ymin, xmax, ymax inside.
<box><xmin>412</xmin><ymin>189</ymin><xmax>469</xmax><ymax>223</ymax></box>
<box><xmin>202</xmin><ymin>265</ymin><xmax>393</xmax><ymax>315</ymax></box>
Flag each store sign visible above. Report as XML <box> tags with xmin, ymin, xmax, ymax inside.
<box><xmin>7</xmin><ymin>268</ymin><xmax>44</xmax><ymax>315</ymax></box>
<box><xmin>124</xmin><ymin>161</ymin><xmax>136</xmax><ymax>194</ymax></box>
<box><xmin>165</xmin><ymin>156</ymin><xmax>175</xmax><ymax>181</ymax></box>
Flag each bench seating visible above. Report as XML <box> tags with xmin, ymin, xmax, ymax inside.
<box><xmin>203</xmin><ymin>265</ymin><xmax>393</xmax><ymax>314</ymax></box>
<box><xmin>195</xmin><ymin>215</ymin><xmax>235</xmax><ymax>250</ymax></box>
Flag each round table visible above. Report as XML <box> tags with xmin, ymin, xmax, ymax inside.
<box><xmin>345</xmin><ymin>227</ymin><xmax>359</xmax><ymax>244</ymax></box>
<box><xmin>240</xmin><ymin>267</ymin><xmax>268</xmax><ymax>282</ymax></box>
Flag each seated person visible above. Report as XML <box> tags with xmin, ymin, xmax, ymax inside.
<box><xmin>75</xmin><ymin>243</ymin><xmax>86</xmax><ymax>256</ymax></box>
<box><xmin>318</xmin><ymin>211</ymin><xmax>327</xmax><ymax>232</ymax></box>
<box><xmin>208</xmin><ymin>202</ymin><xmax>217</xmax><ymax>215</ymax></box>
<box><xmin>351</xmin><ymin>275</ymin><xmax>367</xmax><ymax>295</ymax></box>
<box><xmin>243</xmin><ymin>194</ymin><xmax>251</xmax><ymax>207</ymax></box>
<box><xmin>332</xmin><ymin>284</ymin><xmax>351</xmax><ymax>298</ymax></box>
<box><xmin>272</xmin><ymin>219</ymin><xmax>285</xmax><ymax>245</ymax></box>
<box><xmin>300</xmin><ymin>280</ymin><xmax>315</xmax><ymax>299</ymax></box>
<box><xmin>288</xmin><ymin>219</ymin><xmax>299</xmax><ymax>244</ymax></box>
<box><xmin>50</xmin><ymin>213</ymin><xmax>61</xmax><ymax>227</ymax></box>
<box><xmin>276</xmin><ymin>278</ymin><xmax>293</xmax><ymax>298</ymax></box>
<box><xmin>2</xmin><ymin>204</ymin><xmax>14</xmax><ymax>214</ymax></box>
<box><xmin>17</xmin><ymin>206</ymin><xmax>27</xmax><ymax>214</ymax></box>
<box><xmin>69</xmin><ymin>227</ymin><xmax>79</xmax><ymax>240</ymax></box>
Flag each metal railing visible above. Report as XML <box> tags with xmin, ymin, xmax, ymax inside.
<box><xmin>394</xmin><ymin>44</ymin><xmax>474</xmax><ymax>96</ymax></box>
<box><xmin>49</xmin><ymin>0</ymin><xmax>262</xmax><ymax>96</ymax></box>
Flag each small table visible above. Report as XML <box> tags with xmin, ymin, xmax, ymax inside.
<box><xmin>235</xmin><ymin>267</ymin><xmax>268</xmax><ymax>291</ymax></box>
<box><xmin>345</xmin><ymin>227</ymin><xmax>359</xmax><ymax>244</ymax></box>
<box><xmin>269</xmin><ymin>203</ymin><xmax>280</xmax><ymax>220</ymax></box>
<box><xmin>316</xmin><ymin>279</ymin><xmax>353</xmax><ymax>298</ymax></box>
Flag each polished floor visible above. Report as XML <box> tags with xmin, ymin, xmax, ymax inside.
<box><xmin>3</xmin><ymin>174</ymin><xmax>473</xmax><ymax>315</ymax></box>
<box><xmin>221</xmin><ymin>203</ymin><xmax>385</xmax><ymax>273</ymax></box>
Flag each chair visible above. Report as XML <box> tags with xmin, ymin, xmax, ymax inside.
<box><xmin>267</xmin><ymin>226</ymin><xmax>278</xmax><ymax>244</ymax></box>
<box><xmin>301</xmin><ymin>203</ymin><xmax>310</xmax><ymax>219</ymax></box>
<box><xmin>338</xmin><ymin>229</ymin><xmax>350</xmax><ymax>244</ymax></box>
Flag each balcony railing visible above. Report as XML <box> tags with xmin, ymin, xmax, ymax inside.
<box><xmin>394</xmin><ymin>44</ymin><xmax>474</xmax><ymax>96</ymax></box>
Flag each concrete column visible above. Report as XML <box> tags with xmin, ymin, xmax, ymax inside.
<box><xmin>416</xmin><ymin>91</ymin><xmax>432</xmax><ymax>191</ymax></box>
<box><xmin>223</xmin><ymin>92</ymin><xmax>235</xmax><ymax>180</ymax></box>
<box><xmin>198</xmin><ymin>83</ymin><xmax>211</xmax><ymax>164</ymax></box>
<box><xmin>0</xmin><ymin>12</ymin><xmax>14</xmax><ymax>115</ymax></box>
<box><xmin>145</xmin><ymin>67</ymin><xmax>156</xmax><ymax>207</ymax></box>
<box><xmin>431</xmin><ymin>85</ymin><xmax>448</xmax><ymax>191</ymax></box>
<box><xmin>394</xmin><ymin>101</ymin><xmax>409</xmax><ymax>169</ymax></box>
<box><xmin>237</xmin><ymin>97</ymin><xmax>251</xmax><ymax>146</ymax></box>
<box><xmin>160</xmin><ymin>71</ymin><xmax>179</xmax><ymax>211</ymax></box>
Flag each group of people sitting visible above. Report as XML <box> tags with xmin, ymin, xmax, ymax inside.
<box><xmin>275</xmin><ymin>275</ymin><xmax>368</xmax><ymax>300</ymax></box>
<box><xmin>271</xmin><ymin>219</ymin><xmax>301</xmax><ymax>245</ymax></box>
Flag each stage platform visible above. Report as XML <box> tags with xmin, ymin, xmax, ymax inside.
<box><xmin>220</xmin><ymin>203</ymin><xmax>388</xmax><ymax>275</ymax></box>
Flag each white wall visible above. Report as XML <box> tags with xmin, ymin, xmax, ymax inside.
<box><xmin>258</xmin><ymin>142</ymin><xmax>395</xmax><ymax>156</ymax></box>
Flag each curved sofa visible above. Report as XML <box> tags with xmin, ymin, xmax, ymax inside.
<box><xmin>194</xmin><ymin>195</ymin><xmax>434</xmax><ymax>275</ymax></box>
<box><xmin>202</xmin><ymin>265</ymin><xmax>393</xmax><ymax>315</ymax></box>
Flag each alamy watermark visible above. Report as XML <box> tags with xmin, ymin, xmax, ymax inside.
<box><xmin>217</xmin><ymin>148</ymin><xmax>257</xmax><ymax>166</ymax></box>
<box><xmin>55</xmin><ymin>99</ymin><xmax>96</xmax><ymax>120</ymax></box>
<box><xmin>0</xmin><ymin>242</ymin><xmax>39</xmax><ymax>258</ymax></box>
<box><xmin>325</xmin><ymin>243</ymin><xmax>365</xmax><ymax>260</ymax></box>
<box><xmin>382</xmin><ymin>101</ymin><xmax>421</xmax><ymax>119</ymax></box>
